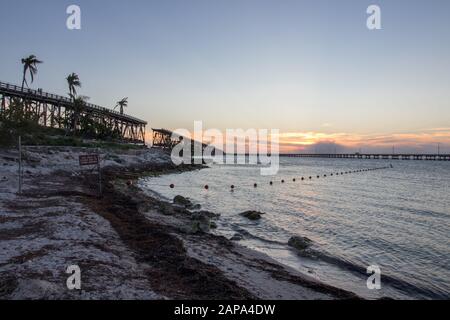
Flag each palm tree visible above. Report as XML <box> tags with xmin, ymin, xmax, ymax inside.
<box><xmin>114</xmin><ymin>97</ymin><xmax>128</xmax><ymax>115</ymax></box>
<box><xmin>70</xmin><ymin>96</ymin><xmax>86</xmax><ymax>134</ymax></box>
<box><xmin>21</xmin><ymin>55</ymin><xmax>43</xmax><ymax>90</ymax></box>
<box><xmin>66</xmin><ymin>73</ymin><xmax>81</xmax><ymax>100</ymax></box>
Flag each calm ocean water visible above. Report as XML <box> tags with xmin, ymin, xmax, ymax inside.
<box><xmin>141</xmin><ymin>158</ymin><xmax>450</xmax><ymax>299</ymax></box>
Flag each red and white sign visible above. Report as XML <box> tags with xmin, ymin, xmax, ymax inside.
<box><xmin>79</xmin><ymin>154</ymin><xmax>99</xmax><ymax>166</ymax></box>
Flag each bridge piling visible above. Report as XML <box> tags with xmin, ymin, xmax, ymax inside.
<box><xmin>0</xmin><ymin>81</ymin><xmax>147</xmax><ymax>144</ymax></box>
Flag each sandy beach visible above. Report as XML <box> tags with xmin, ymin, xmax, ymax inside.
<box><xmin>0</xmin><ymin>146</ymin><xmax>359</xmax><ymax>300</ymax></box>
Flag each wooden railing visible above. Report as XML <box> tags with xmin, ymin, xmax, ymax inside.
<box><xmin>0</xmin><ymin>81</ymin><xmax>146</xmax><ymax>125</ymax></box>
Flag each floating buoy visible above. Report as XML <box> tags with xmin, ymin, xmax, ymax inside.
<box><xmin>159</xmin><ymin>166</ymin><xmax>391</xmax><ymax>192</ymax></box>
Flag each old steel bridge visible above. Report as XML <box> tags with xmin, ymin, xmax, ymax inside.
<box><xmin>0</xmin><ymin>81</ymin><xmax>147</xmax><ymax>144</ymax></box>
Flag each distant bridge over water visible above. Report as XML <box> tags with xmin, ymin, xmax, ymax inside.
<box><xmin>280</xmin><ymin>153</ymin><xmax>450</xmax><ymax>161</ymax></box>
<box><xmin>0</xmin><ymin>81</ymin><xmax>147</xmax><ymax>144</ymax></box>
<box><xmin>152</xmin><ymin>128</ymin><xmax>217</xmax><ymax>157</ymax></box>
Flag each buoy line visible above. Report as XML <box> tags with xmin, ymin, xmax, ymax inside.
<box><xmin>141</xmin><ymin>166</ymin><xmax>393</xmax><ymax>190</ymax></box>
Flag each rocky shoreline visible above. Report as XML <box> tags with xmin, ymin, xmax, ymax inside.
<box><xmin>0</xmin><ymin>147</ymin><xmax>360</xmax><ymax>299</ymax></box>
<box><xmin>95</xmin><ymin>161</ymin><xmax>360</xmax><ymax>300</ymax></box>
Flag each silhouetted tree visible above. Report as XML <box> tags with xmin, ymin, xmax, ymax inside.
<box><xmin>66</xmin><ymin>73</ymin><xmax>81</xmax><ymax>100</ymax></box>
<box><xmin>21</xmin><ymin>55</ymin><xmax>43</xmax><ymax>90</ymax></box>
<box><xmin>115</xmin><ymin>97</ymin><xmax>128</xmax><ymax>115</ymax></box>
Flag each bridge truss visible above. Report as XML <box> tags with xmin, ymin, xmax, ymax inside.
<box><xmin>0</xmin><ymin>81</ymin><xmax>147</xmax><ymax>144</ymax></box>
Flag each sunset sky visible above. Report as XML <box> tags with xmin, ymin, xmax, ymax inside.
<box><xmin>1</xmin><ymin>0</ymin><xmax>449</xmax><ymax>153</ymax></box>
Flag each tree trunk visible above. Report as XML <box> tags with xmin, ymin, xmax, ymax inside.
<box><xmin>21</xmin><ymin>69</ymin><xmax>26</xmax><ymax>91</ymax></box>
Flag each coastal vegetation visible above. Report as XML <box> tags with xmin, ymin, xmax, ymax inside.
<box><xmin>0</xmin><ymin>55</ymin><xmax>140</xmax><ymax>149</ymax></box>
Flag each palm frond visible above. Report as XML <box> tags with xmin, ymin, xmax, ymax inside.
<box><xmin>21</xmin><ymin>54</ymin><xmax>43</xmax><ymax>87</ymax></box>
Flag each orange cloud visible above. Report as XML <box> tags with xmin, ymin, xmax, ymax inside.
<box><xmin>145</xmin><ymin>127</ymin><xmax>450</xmax><ymax>154</ymax></box>
<box><xmin>275</xmin><ymin>128</ymin><xmax>450</xmax><ymax>153</ymax></box>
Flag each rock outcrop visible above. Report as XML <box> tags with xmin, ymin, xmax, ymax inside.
<box><xmin>173</xmin><ymin>195</ymin><xmax>192</xmax><ymax>207</ymax></box>
<box><xmin>240</xmin><ymin>210</ymin><xmax>265</xmax><ymax>220</ymax></box>
<box><xmin>288</xmin><ymin>236</ymin><xmax>312</xmax><ymax>251</ymax></box>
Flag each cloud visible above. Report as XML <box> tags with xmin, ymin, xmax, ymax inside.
<box><xmin>276</xmin><ymin>128</ymin><xmax>450</xmax><ymax>153</ymax></box>
<box><xmin>145</xmin><ymin>127</ymin><xmax>450</xmax><ymax>154</ymax></box>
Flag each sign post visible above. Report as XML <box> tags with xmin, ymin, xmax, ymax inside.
<box><xmin>97</xmin><ymin>149</ymin><xmax>102</xmax><ymax>197</ymax></box>
<box><xmin>18</xmin><ymin>136</ymin><xmax>22</xmax><ymax>194</ymax></box>
<box><xmin>79</xmin><ymin>152</ymin><xmax>102</xmax><ymax>197</ymax></box>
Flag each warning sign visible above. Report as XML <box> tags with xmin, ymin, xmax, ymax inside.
<box><xmin>79</xmin><ymin>154</ymin><xmax>99</xmax><ymax>166</ymax></box>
